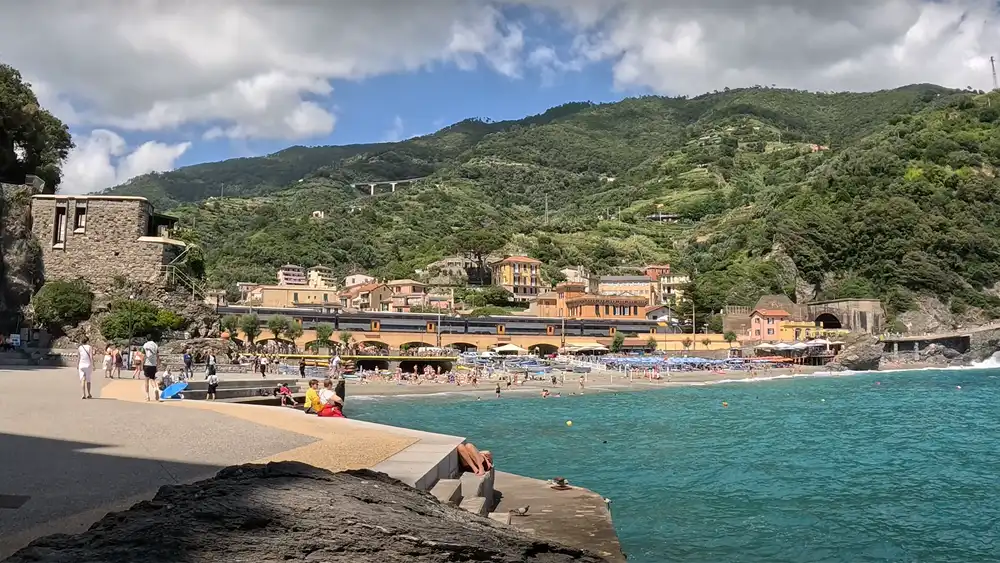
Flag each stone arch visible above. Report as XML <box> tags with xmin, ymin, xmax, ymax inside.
<box><xmin>451</xmin><ymin>342</ymin><xmax>478</xmax><ymax>351</ymax></box>
<box><xmin>529</xmin><ymin>343</ymin><xmax>560</xmax><ymax>356</ymax></box>
<box><xmin>815</xmin><ymin>312</ymin><xmax>843</xmax><ymax>330</ymax></box>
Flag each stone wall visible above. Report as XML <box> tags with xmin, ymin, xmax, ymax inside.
<box><xmin>30</xmin><ymin>196</ymin><xmax>176</xmax><ymax>291</ymax></box>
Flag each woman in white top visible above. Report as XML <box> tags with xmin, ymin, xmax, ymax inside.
<box><xmin>78</xmin><ymin>336</ymin><xmax>95</xmax><ymax>399</ymax></box>
<box><xmin>102</xmin><ymin>346</ymin><xmax>113</xmax><ymax>379</ymax></box>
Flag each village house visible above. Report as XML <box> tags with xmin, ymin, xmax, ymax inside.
<box><xmin>30</xmin><ymin>194</ymin><xmax>186</xmax><ymax>290</ymax></box>
<box><xmin>491</xmin><ymin>256</ymin><xmax>544</xmax><ymax>301</ymax></box>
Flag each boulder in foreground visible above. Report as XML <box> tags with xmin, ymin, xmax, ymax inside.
<box><xmin>5</xmin><ymin>461</ymin><xmax>609</xmax><ymax>563</ymax></box>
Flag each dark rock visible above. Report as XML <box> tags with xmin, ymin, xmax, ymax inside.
<box><xmin>827</xmin><ymin>335</ymin><xmax>883</xmax><ymax>371</ymax></box>
<box><xmin>0</xmin><ymin>181</ymin><xmax>44</xmax><ymax>333</ymax></box>
<box><xmin>4</xmin><ymin>462</ymin><xmax>610</xmax><ymax>563</ymax></box>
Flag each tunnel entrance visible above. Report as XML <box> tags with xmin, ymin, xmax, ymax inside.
<box><xmin>815</xmin><ymin>313</ymin><xmax>843</xmax><ymax>330</ymax></box>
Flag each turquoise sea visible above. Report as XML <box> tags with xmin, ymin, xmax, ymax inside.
<box><xmin>351</xmin><ymin>369</ymin><xmax>1000</xmax><ymax>563</ymax></box>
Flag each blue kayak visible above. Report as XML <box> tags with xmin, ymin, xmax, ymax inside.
<box><xmin>160</xmin><ymin>381</ymin><xmax>188</xmax><ymax>400</ymax></box>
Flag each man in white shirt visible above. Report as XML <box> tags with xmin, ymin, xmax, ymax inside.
<box><xmin>78</xmin><ymin>336</ymin><xmax>94</xmax><ymax>399</ymax></box>
<box><xmin>142</xmin><ymin>335</ymin><xmax>160</xmax><ymax>401</ymax></box>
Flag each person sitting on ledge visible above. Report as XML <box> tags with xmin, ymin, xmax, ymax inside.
<box><xmin>457</xmin><ymin>443</ymin><xmax>493</xmax><ymax>476</ymax></box>
<box><xmin>317</xmin><ymin>378</ymin><xmax>344</xmax><ymax>418</ymax></box>
<box><xmin>303</xmin><ymin>379</ymin><xmax>321</xmax><ymax>414</ymax></box>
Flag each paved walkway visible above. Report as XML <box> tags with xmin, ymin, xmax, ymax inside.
<box><xmin>0</xmin><ymin>367</ymin><xmax>416</xmax><ymax>559</ymax></box>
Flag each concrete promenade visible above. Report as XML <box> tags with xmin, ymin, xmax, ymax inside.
<box><xmin>0</xmin><ymin>367</ymin><xmax>416</xmax><ymax>559</ymax></box>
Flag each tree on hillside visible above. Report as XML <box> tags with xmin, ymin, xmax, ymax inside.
<box><xmin>451</xmin><ymin>228</ymin><xmax>504</xmax><ymax>285</ymax></box>
<box><xmin>0</xmin><ymin>64</ymin><xmax>73</xmax><ymax>191</ymax></box>
<box><xmin>100</xmin><ymin>300</ymin><xmax>161</xmax><ymax>342</ymax></box>
<box><xmin>239</xmin><ymin>314</ymin><xmax>261</xmax><ymax>346</ymax></box>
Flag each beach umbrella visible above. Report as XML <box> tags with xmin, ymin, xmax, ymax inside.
<box><xmin>807</xmin><ymin>338</ymin><xmax>831</xmax><ymax>346</ymax></box>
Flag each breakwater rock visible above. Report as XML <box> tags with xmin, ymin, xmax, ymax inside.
<box><xmin>827</xmin><ymin>335</ymin><xmax>883</xmax><ymax>371</ymax></box>
<box><xmin>5</xmin><ymin>461</ymin><xmax>610</xmax><ymax>563</ymax></box>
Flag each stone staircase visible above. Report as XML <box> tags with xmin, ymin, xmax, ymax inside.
<box><xmin>367</xmin><ymin>431</ymin><xmax>505</xmax><ymax>523</ymax></box>
<box><xmin>0</xmin><ymin>350</ymin><xmax>34</xmax><ymax>366</ymax></box>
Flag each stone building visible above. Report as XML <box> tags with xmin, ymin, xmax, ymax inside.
<box><xmin>30</xmin><ymin>194</ymin><xmax>186</xmax><ymax>290</ymax></box>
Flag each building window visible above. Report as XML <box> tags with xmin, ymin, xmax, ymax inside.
<box><xmin>604</xmin><ymin>305</ymin><xmax>610</xmax><ymax>315</ymax></box>
<box><xmin>323</xmin><ymin>293</ymin><xmax>328</xmax><ymax>302</ymax></box>
<box><xmin>594</xmin><ymin>305</ymin><xmax>600</xmax><ymax>317</ymax></box>
<box><xmin>293</xmin><ymin>292</ymin><xmax>299</xmax><ymax>302</ymax></box>
<box><xmin>767</xmin><ymin>318</ymin><xmax>774</xmax><ymax>325</ymax></box>
<box><xmin>53</xmin><ymin>206</ymin><xmax>67</xmax><ymax>245</ymax></box>
<box><xmin>632</xmin><ymin>306</ymin><xmax>638</xmax><ymax>316</ymax></box>
<box><xmin>767</xmin><ymin>328</ymin><xmax>774</xmax><ymax>335</ymax></box>
<box><xmin>371</xmin><ymin>321</ymin><xmax>380</xmax><ymax>331</ymax></box>
<box><xmin>755</xmin><ymin>329</ymin><xmax>761</xmax><ymax>336</ymax></box>
<box><xmin>74</xmin><ymin>205</ymin><xmax>87</xmax><ymax>232</ymax></box>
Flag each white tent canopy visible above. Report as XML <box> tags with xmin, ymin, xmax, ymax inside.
<box><xmin>755</xmin><ymin>343</ymin><xmax>776</xmax><ymax>349</ymax></box>
<box><xmin>807</xmin><ymin>339</ymin><xmax>831</xmax><ymax>346</ymax></box>
<box><xmin>494</xmin><ymin>343</ymin><xmax>527</xmax><ymax>354</ymax></box>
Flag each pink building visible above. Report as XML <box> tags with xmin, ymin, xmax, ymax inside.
<box><xmin>387</xmin><ymin>279</ymin><xmax>452</xmax><ymax>312</ymax></box>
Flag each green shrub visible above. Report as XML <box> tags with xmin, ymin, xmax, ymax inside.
<box><xmin>32</xmin><ymin>280</ymin><xmax>93</xmax><ymax>328</ymax></box>
<box><xmin>100</xmin><ymin>300</ymin><xmax>161</xmax><ymax>341</ymax></box>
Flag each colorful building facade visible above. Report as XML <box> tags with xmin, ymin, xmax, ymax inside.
<box><xmin>491</xmin><ymin>256</ymin><xmax>543</xmax><ymax>300</ymax></box>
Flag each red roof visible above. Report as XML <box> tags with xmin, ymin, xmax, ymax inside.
<box><xmin>751</xmin><ymin>309</ymin><xmax>791</xmax><ymax>317</ymax></box>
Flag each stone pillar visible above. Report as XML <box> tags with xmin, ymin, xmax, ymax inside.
<box><xmin>390</xmin><ymin>182</ymin><xmax>397</xmax><ymax>192</ymax></box>
<box><xmin>914</xmin><ymin>341</ymin><xmax>920</xmax><ymax>360</ymax></box>
<box><xmin>893</xmin><ymin>341</ymin><xmax>899</xmax><ymax>358</ymax></box>
<box><xmin>369</xmin><ymin>183</ymin><xmax>376</xmax><ymax>196</ymax></box>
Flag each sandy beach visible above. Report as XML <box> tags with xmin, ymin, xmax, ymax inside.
<box><xmin>334</xmin><ymin>365</ymin><xmax>831</xmax><ymax>400</ymax></box>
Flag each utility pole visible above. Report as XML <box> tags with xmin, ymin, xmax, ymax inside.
<box><xmin>992</xmin><ymin>56</ymin><xmax>998</xmax><ymax>91</ymax></box>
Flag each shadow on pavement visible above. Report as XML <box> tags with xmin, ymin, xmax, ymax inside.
<box><xmin>0</xmin><ymin>432</ymin><xmax>223</xmax><ymax>560</ymax></box>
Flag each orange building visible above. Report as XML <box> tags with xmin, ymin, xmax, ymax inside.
<box><xmin>643</xmin><ymin>264</ymin><xmax>671</xmax><ymax>281</ymax></box>
<box><xmin>535</xmin><ymin>282</ymin><xmax>646</xmax><ymax>319</ymax></box>
<box><xmin>749</xmin><ymin>308</ymin><xmax>791</xmax><ymax>340</ymax></box>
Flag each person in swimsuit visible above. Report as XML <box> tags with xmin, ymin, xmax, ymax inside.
<box><xmin>457</xmin><ymin>443</ymin><xmax>493</xmax><ymax>476</ymax></box>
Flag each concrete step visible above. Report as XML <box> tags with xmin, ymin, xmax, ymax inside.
<box><xmin>373</xmin><ymin>442</ymin><xmax>461</xmax><ymax>491</ymax></box>
<box><xmin>459</xmin><ymin>496</ymin><xmax>488</xmax><ymax>517</ymax></box>
<box><xmin>488</xmin><ymin>512</ymin><xmax>512</xmax><ymax>525</ymax></box>
<box><xmin>0</xmin><ymin>357</ymin><xmax>33</xmax><ymax>366</ymax></box>
<box><xmin>460</xmin><ymin>469</ymin><xmax>495</xmax><ymax>502</ymax></box>
<box><xmin>430</xmin><ymin>479</ymin><xmax>463</xmax><ymax>505</ymax></box>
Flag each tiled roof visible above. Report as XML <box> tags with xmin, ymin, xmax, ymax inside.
<box><xmin>752</xmin><ymin>309</ymin><xmax>791</xmax><ymax>317</ymax></box>
<box><xmin>498</xmin><ymin>256</ymin><xmax>542</xmax><ymax>264</ymax></box>
<box><xmin>387</xmin><ymin>278</ymin><xmax>425</xmax><ymax>286</ymax></box>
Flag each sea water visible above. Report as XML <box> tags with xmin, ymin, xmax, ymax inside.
<box><xmin>351</xmin><ymin>369</ymin><xmax>1000</xmax><ymax>562</ymax></box>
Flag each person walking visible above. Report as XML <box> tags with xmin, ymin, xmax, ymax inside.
<box><xmin>181</xmin><ymin>348</ymin><xmax>194</xmax><ymax>381</ymax></box>
<box><xmin>102</xmin><ymin>345</ymin><xmax>113</xmax><ymax>379</ymax></box>
<box><xmin>78</xmin><ymin>336</ymin><xmax>95</xmax><ymax>399</ymax></box>
<box><xmin>142</xmin><ymin>334</ymin><xmax>160</xmax><ymax>401</ymax></box>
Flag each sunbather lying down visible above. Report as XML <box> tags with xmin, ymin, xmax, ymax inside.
<box><xmin>457</xmin><ymin>442</ymin><xmax>493</xmax><ymax>476</ymax></box>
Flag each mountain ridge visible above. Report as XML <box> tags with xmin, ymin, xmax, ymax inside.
<box><xmin>105</xmin><ymin>83</ymin><xmax>1000</xmax><ymax>330</ymax></box>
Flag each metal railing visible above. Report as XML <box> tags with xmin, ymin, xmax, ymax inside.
<box><xmin>161</xmin><ymin>264</ymin><xmax>205</xmax><ymax>300</ymax></box>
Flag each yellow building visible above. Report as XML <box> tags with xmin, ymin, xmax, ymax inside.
<box><xmin>597</xmin><ymin>276</ymin><xmax>659</xmax><ymax>307</ymax></box>
<box><xmin>780</xmin><ymin>321</ymin><xmax>850</xmax><ymax>342</ymax></box>
<box><xmin>491</xmin><ymin>256</ymin><xmax>543</xmax><ymax>300</ymax></box>
<box><xmin>307</xmin><ymin>266</ymin><xmax>337</xmax><ymax>288</ymax></box>
<box><xmin>246</xmin><ymin>285</ymin><xmax>338</xmax><ymax>307</ymax></box>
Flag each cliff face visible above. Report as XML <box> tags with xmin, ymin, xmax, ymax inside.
<box><xmin>0</xmin><ymin>178</ymin><xmax>44</xmax><ymax>332</ymax></box>
<box><xmin>5</xmin><ymin>462</ymin><xmax>610</xmax><ymax>563</ymax></box>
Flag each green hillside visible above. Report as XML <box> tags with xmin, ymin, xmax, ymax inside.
<box><xmin>108</xmin><ymin>84</ymin><xmax>1000</xmax><ymax>324</ymax></box>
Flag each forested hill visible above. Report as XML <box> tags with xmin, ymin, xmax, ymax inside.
<box><xmin>106</xmin><ymin>84</ymin><xmax>1000</xmax><ymax>329</ymax></box>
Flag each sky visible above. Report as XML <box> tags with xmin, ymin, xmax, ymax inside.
<box><xmin>1</xmin><ymin>0</ymin><xmax>998</xmax><ymax>195</ymax></box>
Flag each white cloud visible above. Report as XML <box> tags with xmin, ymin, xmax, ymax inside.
<box><xmin>382</xmin><ymin>116</ymin><xmax>406</xmax><ymax>142</ymax></box>
<box><xmin>551</xmin><ymin>0</ymin><xmax>1000</xmax><ymax>94</ymax></box>
<box><xmin>61</xmin><ymin>130</ymin><xmax>190</xmax><ymax>195</ymax></box>
<box><xmin>0</xmin><ymin>0</ymin><xmax>529</xmax><ymax>141</ymax></box>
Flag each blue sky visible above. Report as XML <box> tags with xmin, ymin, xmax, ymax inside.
<box><xmin>174</xmin><ymin>58</ymin><xmax>632</xmax><ymax>166</ymax></box>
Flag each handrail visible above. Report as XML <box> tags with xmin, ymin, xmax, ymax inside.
<box><xmin>161</xmin><ymin>264</ymin><xmax>205</xmax><ymax>299</ymax></box>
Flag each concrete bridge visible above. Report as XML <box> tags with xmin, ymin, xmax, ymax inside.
<box><xmin>349</xmin><ymin>177</ymin><xmax>428</xmax><ymax>196</ymax></box>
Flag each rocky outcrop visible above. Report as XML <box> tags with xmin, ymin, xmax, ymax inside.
<box><xmin>827</xmin><ymin>334</ymin><xmax>883</xmax><ymax>371</ymax></box>
<box><xmin>0</xmin><ymin>179</ymin><xmax>44</xmax><ymax>332</ymax></box>
<box><xmin>5</xmin><ymin>462</ymin><xmax>609</xmax><ymax>563</ymax></box>
<box><xmin>161</xmin><ymin>336</ymin><xmax>237</xmax><ymax>362</ymax></box>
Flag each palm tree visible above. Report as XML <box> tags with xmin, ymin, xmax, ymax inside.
<box><xmin>338</xmin><ymin>331</ymin><xmax>354</xmax><ymax>352</ymax></box>
<box><xmin>266</xmin><ymin>316</ymin><xmax>290</xmax><ymax>342</ymax></box>
<box><xmin>701</xmin><ymin>337</ymin><xmax>712</xmax><ymax>349</ymax></box>
<box><xmin>682</xmin><ymin>337</ymin><xmax>692</xmax><ymax>351</ymax></box>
